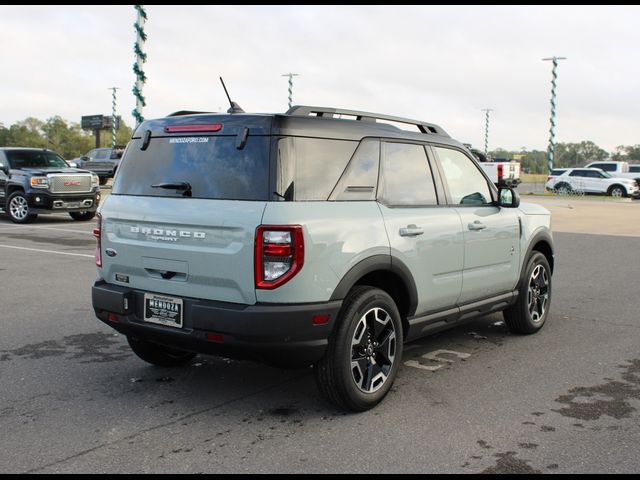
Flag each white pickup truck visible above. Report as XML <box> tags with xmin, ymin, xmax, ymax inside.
<box><xmin>585</xmin><ymin>161</ymin><xmax>640</xmax><ymax>186</ymax></box>
<box><xmin>466</xmin><ymin>146</ymin><xmax>522</xmax><ymax>187</ymax></box>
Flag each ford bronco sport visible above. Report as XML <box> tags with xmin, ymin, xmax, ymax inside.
<box><xmin>91</xmin><ymin>106</ymin><xmax>554</xmax><ymax>411</ymax></box>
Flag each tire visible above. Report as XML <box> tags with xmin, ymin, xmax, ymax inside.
<box><xmin>608</xmin><ymin>184</ymin><xmax>626</xmax><ymax>198</ymax></box>
<box><xmin>7</xmin><ymin>191</ymin><xmax>37</xmax><ymax>224</ymax></box>
<box><xmin>69</xmin><ymin>211</ymin><xmax>96</xmax><ymax>221</ymax></box>
<box><xmin>314</xmin><ymin>286</ymin><xmax>403</xmax><ymax>411</ymax></box>
<box><xmin>503</xmin><ymin>252</ymin><xmax>552</xmax><ymax>334</ymax></box>
<box><xmin>126</xmin><ymin>336</ymin><xmax>197</xmax><ymax>367</ymax></box>
<box><xmin>554</xmin><ymin>183</ymin><xmax>571</xmax><ymax>195</ymax></box>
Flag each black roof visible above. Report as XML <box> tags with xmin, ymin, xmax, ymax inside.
<box><xmin>133</xmin><ymin>105</ymin><xmax>463</xmax><ymax>149</ymax></box>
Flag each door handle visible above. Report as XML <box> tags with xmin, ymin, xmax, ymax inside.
<box><xmin>399</xmin><ymin>224</ymin><xmax>424</xmax><ymax>237</ymax></box>
<box><xmin>468</xmin><ymin>221</ymin><xmax>487</xmax><ymax>231</ymax></box>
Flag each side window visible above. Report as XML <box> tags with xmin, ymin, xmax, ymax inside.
<box><xmin>276</xmin><ymin>137</ymin><xmax>358</xmax><ymax>201</ymax></box>
<box><xmin>329</xmin><ymin>138</ymin><xmax>380</xmax><ymax>201</ymax></box>
<box><xmin>94</xmin><ymin>149</ymin><xmax>109</xmax><ymax>160</ymax></box>
<box><xmin>435</xmin><ymin>147</ymin><xmax>492</xmax><ymax>205</ymax></box>
<box><xmin>379</xmin><ymin>142</ymin><xmax>438</xmax><ymax>206</ymax></box>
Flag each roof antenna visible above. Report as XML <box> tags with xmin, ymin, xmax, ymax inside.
<box><xmin>219</xmin><ymin>77</ymin><xmax>245</xmax><ymax>114</ymax></box>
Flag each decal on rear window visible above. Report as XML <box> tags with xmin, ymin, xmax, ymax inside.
<box><xmin>168</xmin><ymin>137</ymin><xmax>210</xmax><ymax>144</ymax></box>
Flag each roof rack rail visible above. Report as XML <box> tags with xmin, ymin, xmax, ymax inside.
<box><xmin>285</xmin><ymin>105</ymin><xmax>449</xmax><ymax>137</ymax></box>
<box><xmin>167</xmin><ymin>110</ymin><xmax>215</xmax><ymax>117</ymax></box>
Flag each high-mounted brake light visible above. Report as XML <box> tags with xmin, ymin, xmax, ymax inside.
<box><xmin>255</xmin><ymin>225</ymin><xmax>304</xmax><ymax>289</ymax></box>
<box><xmin>93</xmin><ymin>213</ymin><xmax>102</xmax><ymax>267</ymax></box>
<box><xmin>164</xmin><ymin>124</ymin><xmax>223</xmax><ymax>133</ymax></box>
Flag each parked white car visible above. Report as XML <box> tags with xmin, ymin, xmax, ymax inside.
<box><xmin>546</xmin><ymin>168</ymin><xmax>639</xmax><ymax>198</ymax></box>
<box><xmin>546</xmin><ymin>168</ymin><xmax>569</xmax><ymax>183</ymax></box>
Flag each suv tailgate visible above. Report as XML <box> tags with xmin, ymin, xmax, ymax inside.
<box><xmin>99</xmin><ymin>196</ymin><xmax>266</xmax><ymax>305</ymax></box>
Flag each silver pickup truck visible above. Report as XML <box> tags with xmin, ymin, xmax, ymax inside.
<box><xmin>72</xmin><ymin>147</ymin><xmax>125</xmax><ymax>185</ymax></box>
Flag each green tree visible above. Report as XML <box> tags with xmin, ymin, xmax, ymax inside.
<box><xmin>554</xmin><ymin>141</ymin><xmax>608</xmax><ymax>168</ymax></box>
<box><xmin>612</xmin><ymin>145</ymin><xmax>640</xmax><ymax>162</ymax></box>
<box><xmin>0</xmin><ymin>123</ymin><xmax>8</xmax><ymax>146</ymax></box>
<box><xmin>522</xmin><ymin>150</ymin><xmax>547</xmax><ymax>174</ymax></box>
<box><xmin>0</xmin><ymin>116</ymin><xmax>133</xmax><ymax>159</ymax></box>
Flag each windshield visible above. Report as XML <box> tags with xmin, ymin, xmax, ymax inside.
<box><xmin>6</xmin><ymin>150</ymin><xmax>68</xmax><ymax>169</ymax></box>
<box><xmin>112</xmin><ymin>135</ymin><xmax>270</xmax><ymax>200</ymax></box>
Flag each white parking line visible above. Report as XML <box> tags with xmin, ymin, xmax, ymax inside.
<box><xmin>0</xmin><ymin>244</ymin><xmax>94</xmax><ymax>258</ymax></box>
<box><xmin>0</xmin><ymin>224</ymin><xmax>93</xmax><ymax>235</ymax></box>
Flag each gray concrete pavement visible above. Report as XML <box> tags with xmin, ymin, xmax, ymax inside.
<box><xmin>0</xmin><ymin>204</ymin><xmax>639</xmax><ymax>473</ymax></box>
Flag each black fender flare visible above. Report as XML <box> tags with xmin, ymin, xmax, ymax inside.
<box><xmin>518</xmin><ymin>230</ymin><xmax>555</xmax><ymax>289</ymax></box>
<box><xmin>6</xmin><ymin>180</ymin><xmax>27</xmax><ymax>196</ymax></box>
<box><xmin>329</xmin><ymin>254</ymin><xmax>419</xmax><ymax>317</ymax></box>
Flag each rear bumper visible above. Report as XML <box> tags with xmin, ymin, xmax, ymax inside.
<box><xmin>92</xmin><ymin>280</ymin><xmax>342</xmax><ymax>367</ymax></box>
<box><xmin>499</xmin><ymin>177</ymin><xmax>522</xmax><ymax>187</ymax></box>
<box><xmin>86</xmin><ymin>168</ymin><xmax>115</xmax><ymax>177</ymax></box>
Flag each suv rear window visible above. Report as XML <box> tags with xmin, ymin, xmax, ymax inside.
<box><xmin>112</xmin><ymin>136</ymin><xmax>270</xmax><ymax>200</ymax></box>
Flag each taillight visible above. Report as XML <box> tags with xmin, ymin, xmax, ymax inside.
<box><xmin>93</xmin><ymin>213</ymin><xmax>102</xmax><ymax>267</ymax></box>
<box><xmin>497</xmin><ymin>164</ymin><xmax>504</xmax><ymax>179</ymax></box>
<box><xmin>255</xmin><ymin>225</ymin><xmax>304</xmax><ymax>289</ymax></box>
<box><xmin>547</xmin><ymin>176</ymin><xmax>552</xmax><ymax>182</ymax></box>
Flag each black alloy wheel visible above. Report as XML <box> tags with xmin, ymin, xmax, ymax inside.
<box><xmin>315</xmin><ymin>286</ymin><xmax>403</xmax><ymax>411</ymax></box>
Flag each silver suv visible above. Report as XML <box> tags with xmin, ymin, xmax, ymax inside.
<box><xmin>91</xmin><ymin>106</ymin><xmax>554</xmax><ymax>411</ymax></box>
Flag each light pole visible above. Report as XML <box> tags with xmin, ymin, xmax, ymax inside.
<box><xmin>281</xmin><ymin>73</ymin><xmax>299</xmax><ymax>109</ymax></box>
<box><xmin>543</xmin><ymin>56</ymin><xmax>567</xmax><ymax>173</ymax></box>
<box><xmin>109</xmin><ymin>87</ymin><xmax>120</xmax><ymax>148</ymax></box>
<box><xmin>481</xmin><ymin>108</ymin><xmax>493</xmax><ymax>156</ymax></box>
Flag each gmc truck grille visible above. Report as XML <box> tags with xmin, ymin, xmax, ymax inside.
<box><xmin>48</xmin><ymin>174</ymin><xmax>93</xmax><ymax>193</ymax></box>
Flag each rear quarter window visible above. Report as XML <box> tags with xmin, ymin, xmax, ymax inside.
<box><xmin>277</xmin><ymin>137</ymin><xmax>358</xmax><ymax>201</ymax></box>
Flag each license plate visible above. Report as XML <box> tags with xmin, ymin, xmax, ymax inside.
<box><xmin>144</xmin><ymin>294</ymin><xmax>183</xmax><ymax>328</ymax></box>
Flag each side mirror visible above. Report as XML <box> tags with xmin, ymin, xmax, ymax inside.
<box><xmin>81</xmin><ymin>155</ymin><xmax>89</xmax><ymax>161</ymax></box>
<box><xmin>498</xmin><ymin>187</ymin><xmax>520</xmax><ymax>208</ymax></box>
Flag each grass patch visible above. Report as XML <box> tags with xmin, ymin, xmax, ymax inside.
<box><xmin>521</xmin><ymin>173</ymin><xmax>548</xmax><ymax>183</ymax></box>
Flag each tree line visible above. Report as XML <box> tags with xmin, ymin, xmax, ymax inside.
<box><xmin>490</xmin><ymin>141</ymin><xmax>640</xmax><ymax>174</ymax></box>
<box><xmin>1</xmin><ymin>116</ymin><xmax>638</xmax><ymax>173</ymax></box>
<box><xmin>0</xmin><ymin>116</ymin><xmax>133</xmax><ymax>160</ymax></box>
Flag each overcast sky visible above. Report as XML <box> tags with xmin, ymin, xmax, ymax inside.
<box><xmin>2</xmin><ymin>5</ymin><xmax>639</xmax><ymax>152</ymax></box>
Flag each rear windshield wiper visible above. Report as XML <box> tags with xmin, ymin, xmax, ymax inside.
<box><xmin>151</xmin><ymin>182</ymin><xmax>192</xmax><ymax>197</ymax></box>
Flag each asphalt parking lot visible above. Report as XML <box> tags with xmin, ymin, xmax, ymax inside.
<box><xmin>1</xmin><ymin>195</ymin><xmax>640</xmax><ymax>473</ymax></box>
